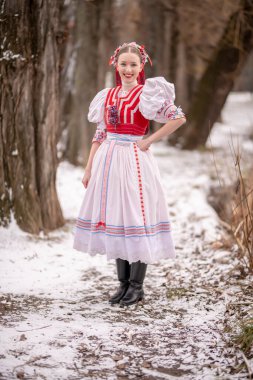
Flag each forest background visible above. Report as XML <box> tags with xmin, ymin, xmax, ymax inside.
<box><xmin>0</xmin><ymin>0</ymin><xmax>253</xmax><ymax>378</ymax></box>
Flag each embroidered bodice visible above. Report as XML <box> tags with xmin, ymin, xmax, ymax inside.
<box><xmin>105</xmin><ymin>84</ymin><xmax>149</xmax><ymax>135</ymax></box>
<box><xmin>88</xmin><ymin>77</ymin><xmax>185</xmax><ymax>144</ymax></box>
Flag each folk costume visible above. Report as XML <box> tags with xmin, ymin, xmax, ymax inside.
<box><xmin>73</xmin><ymin>42</ymin><xmax>185</xmax><ymax>306</ymax></box>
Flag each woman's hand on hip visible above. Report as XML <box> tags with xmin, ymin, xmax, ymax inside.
<box><xmin>136</xmin><ymin>138</ymin><xmax>151</xmax><ymax>151</ymax></box>
<box><xmin>82</xmin><ymin>169</ymin><xmax>91</xmax><ymax>188</ymax></box>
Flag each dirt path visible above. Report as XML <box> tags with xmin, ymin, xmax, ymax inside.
<box><xmin>0</xmin><ymin>251</ymin><xmax>246</xmax><ymax>380</ymax></box>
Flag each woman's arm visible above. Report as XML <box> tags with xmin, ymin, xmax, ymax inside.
<box><xmin>82</xmin><ymin>142</ymin><xmax>101</xmax><ymax>188</ymax></box>
<box><xmin>137</xmin><ymin>117</ymin><xmax>186</xmax><ymax>151</ymax></box>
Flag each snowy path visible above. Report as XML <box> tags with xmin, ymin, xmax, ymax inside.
<box><xmin>0</xmin><ymin>93</ymin><xmax>253</xmax><ymax>379</ymax></box>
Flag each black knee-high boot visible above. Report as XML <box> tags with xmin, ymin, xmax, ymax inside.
<box><xmin>109</xmin><ymin>259</ymin><xmax>131</xmax><ymax>304</ymax></box>
<box><xmin>120</xmin><ymin>260</ymin><xmax>147</xmax><ymax>306</ymax></box>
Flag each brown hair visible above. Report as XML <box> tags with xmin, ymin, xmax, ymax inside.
<box><xmin>117</xmin><ymin>46</ymin><xmax>142</xmax><ymax>64</ymax></box>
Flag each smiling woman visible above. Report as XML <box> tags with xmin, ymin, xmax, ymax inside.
<box><xmin>73</xmin><ymin>42</ymin><xmax>186</xmax><ymax>307</ymax></box>
<box><xmin>117</xmin><ymin>51</ymin><xmax>143</xmax><ymax>84</ymax></box>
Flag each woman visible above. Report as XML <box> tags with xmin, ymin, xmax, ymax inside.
<box><xmin>73</xmin><ymin>42</ymin><xmax>186</xmax><ymax>307</ymax></box>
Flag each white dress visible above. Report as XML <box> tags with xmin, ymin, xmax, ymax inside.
<box><xmin>73</xmin><ymin>77</ymin><xmax>185</xmax><ymax>264</ymax></box>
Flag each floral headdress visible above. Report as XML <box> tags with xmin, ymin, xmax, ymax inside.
<box><xmin>109</xmin><ymin>42</ymin><xmax>152</xmax><ymax>67</ymax></box>
<box><xmin>109</xmin><ymin>42</ymin><xmax>152</xmax><ymax>86</ymax></box>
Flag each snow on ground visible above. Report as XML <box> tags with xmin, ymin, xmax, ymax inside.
<box><xmin>0</xmin><ymin>93</ymin><xmax>253</xmax><ymax>379</ymax></box>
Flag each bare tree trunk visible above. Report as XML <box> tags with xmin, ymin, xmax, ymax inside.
<box><xmin>58</xmin><ymin>0</ymin><xmax>78</xmax><ymax>158</ymax></box>
<box><xmin>63</xmin><ymin>0</ymin><xmax>99</xmax><ymax>165</ymax></box>
<box><xmin>97</xmin><ymin>0</ymin><xmax>114</xmax><ymax>89</ymax></box>
<box><xmin>62</xmin><ymin>0</ymin><xmax>113</xmax><ymax>166</ymax></box>
<box><xmin>170</xmin><ymin>0</ymin><xmax>253</xmax><ymax>149</ymax></box>
<box><xmin>0</xmin><ymin>0</ymin><xmax>64</xmax><ymax>233</ymax></box>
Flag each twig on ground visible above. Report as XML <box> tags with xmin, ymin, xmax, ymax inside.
<box><xmin>12</xmin><ymin>355</ymin><xmax>51</xmax><ymax>373</ymax></box>
<box><xmin>240</xmin><ymin>350</ymin><xmax>253</xmax><ymax>379</ymax></box>
<box><xmin>16</xmin><ymin>324</ymin><xmax>52</xmax><ymax>332</ymax></box>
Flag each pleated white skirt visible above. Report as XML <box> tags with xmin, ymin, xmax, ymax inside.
<box><xmin>73</xmin><ymin>133</ymin><xmax>176</xmax><ymax>264</ymax></box>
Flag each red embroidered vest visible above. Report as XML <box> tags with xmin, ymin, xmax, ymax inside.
<box><xmin>104</xmin><ymin>84</ymin><xmax>149</xmax><ymax>135</ymax></box>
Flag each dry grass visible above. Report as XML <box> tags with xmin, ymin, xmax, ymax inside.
<box><xmin>229</xmin><ymin>145</ymin><xmax>253</xmax><ymax>272</ymax></box>
<box><xmin>208</xmin><ymin>135</ymin><xmax>253</xmax><ymax>274</ymax></box>
<box><xmin>233</xmin><ymin>318</ymin><xmax>253</xmax><ymax>356</ymax></box>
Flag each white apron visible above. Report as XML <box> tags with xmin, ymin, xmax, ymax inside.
<box><xmin>73</xmin><ymin>132</ymin><xmax>176</xmax><ymax>264</ymax></box>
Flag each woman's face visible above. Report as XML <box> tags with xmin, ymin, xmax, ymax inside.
<box><xmin>116</xmin><ymin>52</ymin><xmax>143</xmax><ymax>83</ymax></box>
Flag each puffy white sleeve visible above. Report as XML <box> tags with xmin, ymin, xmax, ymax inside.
<box><xmin>139</xmin><ymin>77</ymin><xmax>185</xmax><ymax>123</ymax></box>
<box><xmin>87</xmin><ymin>88</ymin><xmax>110</xmax><ymax>144</ymax></box>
